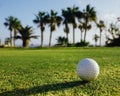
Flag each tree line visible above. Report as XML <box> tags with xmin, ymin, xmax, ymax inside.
<box><xmin>2</xmin><ymin>4</ymin><xmax>120</xmax><ymax>47</ymax></box>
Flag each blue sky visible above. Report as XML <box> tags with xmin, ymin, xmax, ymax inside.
<box><xmin>0</xmin><ymin>0</ymin><xmax>120</xmax><ymax>46</ymax></box>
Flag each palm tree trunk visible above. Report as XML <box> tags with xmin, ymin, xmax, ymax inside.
<box><xmin>13</xmin><ymin>29</ymin><xmax>18</xmax><ymax>47</ymax></box>
<box><xmin>23</xmin><ymin>39</ymin><xmax>29</xmax><ymax>48</ymax></box>
<box><xmin>73</xmin><ymin>27</ymin><xmax>75</xmax><ymax>45</ymax></box>
<box><xmin>100</xmin><ymin>31</ymin><xmax>102</xmax><ymax>46</ymax></box>
<box><xmin>13</xmin><ymin>39</ymin><xmax>15</xmax><ymax>47</ymax></box>
<box><xmin>95</xmin><ymin>41</ymin><xmax>97</xmax><ymax>47</ymax></box>
<box><xmin>80</xmin><ymin>31</ymin><xmax>83</xmax><ymax>42</ymax></box>
<box><xmin>84</xmin><ymin>29</ymin><xmax>87</xmax><ymax>42</ymax></box>
<box><xmin>49</xmin><ymin>31</ymin><xmax>52</xmax><ymax>47</ymax></box>
<box><xmin>13</xmin><ymin>33</ymin><xmax>16</xmax><ymax>47</ymax></box>
<box><xmin>66</xmin><ymin>32</ymin><xmax>69</xmax><ymax>46</ymax></box>
<box><xmin>41</xmin><ymin>31</ymin><xmax>43</xmax><ymax>47</ymax></box>
<box><xmin>10</xmin><ymin>31</ymin><xmax>12</xmax><ymax>47</ymax></box>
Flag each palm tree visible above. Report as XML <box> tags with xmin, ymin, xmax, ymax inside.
<box><xmin>93</xmin><ymin>34</ymin><xmax>99</xmax><ymax>46</ymax></box>
<box><xmin>96</xmin><ymin>20</ymin><xmax>105</xmax><ymax>46</ymax></box>
<box><xmin>67</xmin><ymin>6</ymin><xmax>78</xmax><ymax>45</ymax></box>
<box><xmin>33</xmin><ymin>12</ymin><xmax>46</xmax><ymax>47</ymax></box>
<box><xmin>4</xmin><ymin>16</ymin><xmax>14</xmax><ymax>46</ymax></box>
<box><xmin>47</xmin><ymin>10</ymin><xmax>62</xmax><ymax>47</ymax></box>
<box><xmin>108</xmin><ymin>23</ymin><xmax>119</xmax><ymax>39</ymax></box>
<box><xmin>78</xmin><ymin>23</ymin><xmax>84</xmax><ymax>42</ymax></box>
<box><xmin>62</xmin><ymin>9</ymin><xmax>70</xmax><ymax>45</ymax></box>
<box><xmin>82</xmin><ymin>5</ymin><xmax>97</xmax><ymax>42</ymax></box>
<box><xmin>62</xmin><ymin>6</ymin><xmax>80</xmax><ymax>45</ymax></box>
<box><xmin>4</xmin><ymin>16</ymin><xmax>21</xmax><ymax>47</ymax></box>
<box><xmin>13</xmin><ymin>18</ymin><xmax>21</xmax><ymax>46</ymax></box>
<box><xmin>15</xmin><ymin>25</ymin><xmax>38</xmax><ymax>47</ymax></box>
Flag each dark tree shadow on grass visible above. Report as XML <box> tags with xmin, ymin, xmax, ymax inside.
<box><xmin>0</xmin><ymin>80</ymin><xmax>87</xmax><ymax>96</ymax></box>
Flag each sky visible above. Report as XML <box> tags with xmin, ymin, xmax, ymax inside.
<box><xmin>0</xmin><ymin>0</ymin><xmax>120</xmax><ymax>46</ymax></box>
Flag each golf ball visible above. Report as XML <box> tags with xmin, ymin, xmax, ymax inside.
<box><xmin>77</xmin><ymin>58</ymin><xmax>99</xmax><ymax>81</ymax></box>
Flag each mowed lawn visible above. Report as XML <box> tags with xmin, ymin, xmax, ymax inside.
<box><xmin>0</xmin><ymin>47</ymin><xmax>120</xmax><ymax>96</ymax></box>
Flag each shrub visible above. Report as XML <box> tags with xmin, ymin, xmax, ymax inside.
<box><xmin>75</xmin><ymin>41</ymin><xmax>89</xmax><ymax>47</ymax></box>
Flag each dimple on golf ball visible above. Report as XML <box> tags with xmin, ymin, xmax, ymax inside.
<box><xmin>77</xmin><ymin>58</ymin><xmax>99</xmax><ymax>81</ymax></box>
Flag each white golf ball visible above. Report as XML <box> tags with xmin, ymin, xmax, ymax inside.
<box><xmin>77</xmin><ymin>58</ymin><xmax>99</xmax><ymax>81</ymax></box>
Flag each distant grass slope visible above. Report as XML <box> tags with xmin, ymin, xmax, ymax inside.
<box><xmin>0</xmin><ymin>47</ymin><xmax>120</xmax><ymax>96</ymax></box>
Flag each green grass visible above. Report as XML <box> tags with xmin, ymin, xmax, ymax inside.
<box><xmin>0</xmin><ymin>47</ymin><xmax>120</xmax><ymax>96</ymax></box>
